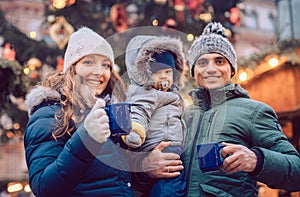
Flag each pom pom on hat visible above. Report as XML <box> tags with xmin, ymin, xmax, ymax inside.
<box><xmin>63</xmin><ymin>27</ymin><xmax>114</xmax><ymax>72</ymax></box>
<box><xmin>149</xmin><ymin>51</ymin><xmax>175</xmax><ymax>73</ymax></box>
<box><xmin>188</xmin><ymin>22</ymin><xmax>237</xmax><ymax>77</ymax></box>
<box><xmin>202</xmin><ymin>22</ymin><xmax>227</xmax><ymax>38</ymax></box>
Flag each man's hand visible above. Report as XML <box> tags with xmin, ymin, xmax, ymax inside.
<box><xmin>142</xmin><ymin>141</ymin><xmax>184</xmax><ymax>179</ymax></box>
<box><xmin>220</xmin><ymin>142</ymin><xmax>257</xmax><ymax>174</ymax></box>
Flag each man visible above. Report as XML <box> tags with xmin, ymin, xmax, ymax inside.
<box><xmin>181</xmin><ymin>22</ymin><xmax>300</xmax><ymax>196</ymax></box>
<box><xmin>135</xmin><ymin>22</ymin><xmax>300</xmax><ymax>197</ymax></box>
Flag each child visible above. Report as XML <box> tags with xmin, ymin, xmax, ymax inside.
<box><xmin>124</xmin><ymin>35</ymin><xmax>186</xmax><ymax>197</ymax></box>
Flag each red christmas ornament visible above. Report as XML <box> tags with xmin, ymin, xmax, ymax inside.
<box><xmin>185</xmin><ymin>0</ymin><xmax>205</xmax><ymax>16</ymax></box>
<box><xmin>229</xmin><ymin>7</ymin><xmax>241</xmax><ymax>25</ymax></box>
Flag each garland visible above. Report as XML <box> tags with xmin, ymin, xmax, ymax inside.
<box><xmin>238</xmin><ymin>39</ymin><xmax>300</xmax><ymax>69</ymax></box>
<box><xmin>0</xmin><ymin>58</ymin><xmax>27</xmax><ymax>101</ymax></box>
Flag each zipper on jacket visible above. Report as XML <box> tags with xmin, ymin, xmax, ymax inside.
<box><xmin>204</xmin><ymin>111</ymin><xmax>216</xmax><ymax>143</ymax></box>
<box><xmin>186</xmin><ymin>112</ymin><xmax>204</xmax><ymax>196</ymax></box>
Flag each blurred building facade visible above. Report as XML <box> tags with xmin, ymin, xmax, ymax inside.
<box><xmin>233</xmin><ymin>0</ymin><xmax>277</xmax><ymax>58</ymax></box>
<box><xmin>0</xmin><ymin>0</ymin><xmax>45</xmax><ymax>40</ymax></box>
<box><xmin>235</xmin><ymin>1</ymin><xmax>300</xmax><ymax>196</ymax></box>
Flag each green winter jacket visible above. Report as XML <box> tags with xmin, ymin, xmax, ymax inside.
<box><xmin>182</xmin><ymin>82</ymin><xmax>300</xmax><ymax>197</ymax></box>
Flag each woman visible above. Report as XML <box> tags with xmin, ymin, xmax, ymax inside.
<box><xmin>24</xmin><ymin>27</ymin><xmax>133</xmax><ymax>197</ymax></box>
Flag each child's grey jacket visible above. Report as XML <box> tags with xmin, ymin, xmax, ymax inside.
<box><xmin>125</xmin><ymin>35</ymin><xmax>186</xmax><ymax>151</ymax></box>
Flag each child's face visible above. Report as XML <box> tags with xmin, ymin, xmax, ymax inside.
<box><xmin>151</xmin><ymin>68</ymin><xmax>173</xmax><ymax>91</ymax></box>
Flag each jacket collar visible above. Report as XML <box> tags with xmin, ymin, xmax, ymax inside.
<box><xmin>25</xmin><ymin>86</ymin><xmax>61</xmax><ymax>115</ymax></box>
<box><xmin>189</xmin><ymin>82</ymin><xmax>250</xmax><ymax>110</ymax></box>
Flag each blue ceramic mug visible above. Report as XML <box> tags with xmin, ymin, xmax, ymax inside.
<box><xmin>197</xmin><ymin>142</ymin><xmax>225</xmax><ymax>173</ymax></box>
<box><xmin>104</xmin><ymin>102</ymin><xmax>132</xmax><ymax>136</ymax></box>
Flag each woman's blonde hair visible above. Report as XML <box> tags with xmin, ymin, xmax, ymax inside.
<box><xmin>41</xmin><ymin>64</ymin><xmax>126</xmax><ymax>140</ymax></box>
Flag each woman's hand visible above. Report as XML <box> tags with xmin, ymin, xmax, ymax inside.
<box><xmin>142</xmin><ymin>141</ymin><xmax>184</xmax><ymax>179</ymax></box>
<box><xmin>84</xmin><ymin>99</ymin><xmax>110</xmax><ymax>143</ymax></box>
<box><xmin>220</xmin><ymin>142</ymin><xmax>257</xmax><ymax>174</ymax></box>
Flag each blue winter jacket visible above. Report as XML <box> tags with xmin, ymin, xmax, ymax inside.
<box><xmin>24</xmin><ymin>86</ymin><xmax>134</xmax><ymax>197</ymax></box>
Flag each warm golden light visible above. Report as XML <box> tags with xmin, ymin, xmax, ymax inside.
<box><xmin>199</xmin><ymin>13</ymin><xmax>212</xmax><ymax>22</ymax></box>
<box><xmin>239</xmin><ymin>71</ymin><xmax>248</xmax><ymax>82</ymax></box>
<box><xmin>52</xmin><ymin>0</ymin><xmax>66</xmax><ymax>9</ymax></box>
<box><xmin>152</xmin><ymin>19</ymin><xmax>159</xmax><ymax>26</ymax></box>
<box><xmin>13</xmin><ymin>123</ymin><xmax>20</xmax><ymax>130</ymax></box>
<box><xmin>29</xmin><ymin>31</ymin><xmax>37</xmax><ymax>39</ymax></box>
<box><xmin>24</xmin><ymin>67</ymin><xmax>30</xmax><ymax>75</ymax></box>
<box><xmin>225</xmin><ymin>28</ymin><xmax>232</xmax><ymax>38</ymax></box>
<box><xmin>7</xmin><ymin>183</ymin><xmax>23</xmax><ymax>193</ymax></box>
<box><xmin>24</xmin><ymin>184</ymin><xmax>31</xmax><ymax>193</ymax></box>
<box><xmin>268</xmin><ymin>57</ymin><xmax>279</xmax><ymax>67</ymax></box>
<box><xmin>28</xmin><ymin>64</ymin><xmax>36</xmax><ymax>70</ymax></box>
<box><xmin>174</xmin><ymin>3</ymin><xmax>185</xmax><ymax>11</ymax></box>
<box><xmin>154</xmin><ymin>0</ymin><xmax>167</xmax><ymax>4</ymax></box>
<box><xmin>28</xmin><ymin>58</ymin><xmax>42</xmax><ymax>68</ymax></box>
<box><xmin>51</xmin><ymin>0</ymin><xmax>75</xmax><ymax>9</ymax></box>
<box><xmin>187</xmin><ymin>34</ymin><xmax>194</xmax><ymax>42</ymax></box>
<box><xmin>5</xmin><ymin>131</ymin><xmax>14</xmax><ymax>139</ymax></box>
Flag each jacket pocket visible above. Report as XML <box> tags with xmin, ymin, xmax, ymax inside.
<box><xmin>199</xmin><ymin>184</ymin><xmax>234</xmax><ymax>197</ymax></box>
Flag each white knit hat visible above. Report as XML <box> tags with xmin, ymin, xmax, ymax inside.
<box><xmin>63</xmin><ymin>27</ymin><xmax>114</xmax><ymax>72</ymax></box>
<box><xmin>188</xmin><ymin>22</ymin><xmax>237</xmax><ymax>77</ymax></box>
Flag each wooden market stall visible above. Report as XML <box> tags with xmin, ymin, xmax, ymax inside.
<box><xmin>235</xmin><ymin>43</ymin><xmax>300</xmax><ymax>152</ymax></box>
<box><xmin>234</xmin><ymin>41</ymin><xmax>300</xmax><ymax>197</ymax></box>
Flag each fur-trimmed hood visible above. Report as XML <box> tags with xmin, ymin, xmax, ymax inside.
<box><xmin>125</xmin><ymin>35</ymin><xmax>185</xmax><ymax>88</ymax></box>
<box><xmin>25</xmin><ymin>86</ymin><xmax>61</xmax><ymax>115</ymax></box>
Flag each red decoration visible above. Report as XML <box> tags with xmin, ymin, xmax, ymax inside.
<box><xmin>229</xmin><ymin>7</ymin><xmax>241</xmax><ymax>25</ymax></box>
<box><xmin>30</xmin><ymin>71</ymin><xmax>39</xmax><ymax>79</ymax></box>
<box><xmin>56</xmin><ymin>56</ymin><xmax>64</xmax><ymax>72</ymax></box>
<box><xmin>110</xmin><ymin>3</ymin><xmax>128</xmax><ymax>32</ymax></box>
<box><xmin>2</xmin><ymin>43</ymin><xmax>16</xmax><ymax>61</ymax></box>
<box><xmin>174</xmin><ymin>0</ymin><xmax>185</xmax><ymax>11</ymax></box>
<box><xmin>163</xmin><ymin>18</ymin><xmax>177</xmax><ymax>30</ymax></box>
<box><xmin>185</xmin><ymin>0</ymin><xmax>205</xmax><ymax>16</ymax></box>
<box><xmin>173</xmin><ymin>0</ymin><xmax>186</xmax><ymax>22</ymax></box>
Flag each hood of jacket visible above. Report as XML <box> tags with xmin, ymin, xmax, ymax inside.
<box><xmin>25</xmin><ymin>85</ymin><xmax>61</xmax><ymax>115</ymax></box>
<box><xmin>125</xmin><ymin>35</ymin><xmax>185</xmax><ymax>89</ymax></box>
<box><xmin>189</xmin><ymin>82</ymin><xmax>250</xmax><ymax>110</ymax></box>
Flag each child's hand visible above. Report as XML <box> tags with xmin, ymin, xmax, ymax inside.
<box><xmin>126</xmin><ymin>131</ymin><xmax>142</xmax><ymax>148</ymax></box>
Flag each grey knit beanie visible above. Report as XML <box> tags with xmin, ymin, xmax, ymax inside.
<box><xmin>188</xmin><ymin>22</ymin><xmax>237</xmax><ymax>77</ymax></box>
<box><xmin>63</xmin><ymin>27</ymin><xmax>114</xmax><ymax>72</ymax></box>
